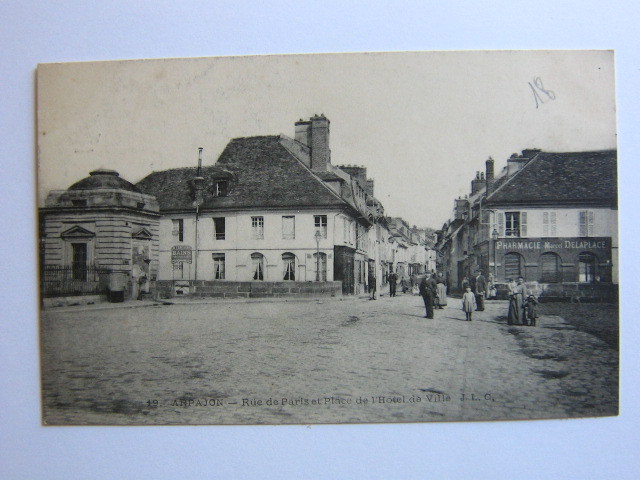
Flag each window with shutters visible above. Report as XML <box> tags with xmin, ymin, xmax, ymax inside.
<box><xmin>251</xmin><ymin>216</ymin><xmax>264</xmax><ymax>240</ymax></box>
<box><xmin>505</xmin><ymin>212</ymin><xmax>526</xmax><ymax>237</ymax></box>
<box><xmin>282</xmin><ymin>216</ymin><xmax>295</xmax><ymax>240</ymax></box>
<box><xmin>540</xmin><ymin>252</ymin><xmax>561</xmax><ymax>283</ymax></box>
<box><xmin>578</xmin><ymin>252</ymin><xmax>597</xmax><ymax>282</ymax></box>
<box><xmin>542</xmin><ymin>212</ymin><xmax>557</xmax><ymax>236</ymax></box>
<box><xmin>504</xmin><ymin>252</ymin><xmax>523</xmax><ymax>280</ymax></box>
<box><xmin>213</xmin><ymin>217</ymin><xmax>225</xmax><ymax>240</ymax></box>
<box><xmin>579</xmin><ymin>210</ymin><xmax>595</xmax><ymax>237</ymax></box>
<box><xmin>212</xmin><ymin>253</ymin><xmax>225</xmax><ymax>279</ymax></box>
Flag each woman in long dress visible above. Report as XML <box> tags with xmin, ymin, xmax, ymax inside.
<box><xmin>507</xmin><ymin>277</ymin><xmax>527</xmax><ymax>325</ymax></box>
<box><xmin>435</xmin><ymin>272</ymin><xmax>447</xmax><ymax>309</ymax></box>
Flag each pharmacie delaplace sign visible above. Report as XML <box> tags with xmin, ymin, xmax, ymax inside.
<box><xmin>495</xmin><ymin>237</ymin><xmax>608</xmax><ymax>251</ymax></box>
<box><xmin>171</xmin><ymin>245</ymin><xmax>193</xmax><ymax>264</ymax></box>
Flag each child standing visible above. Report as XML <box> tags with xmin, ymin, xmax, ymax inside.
<box><xmin>462</xmin><ymin>286</ymin><xmax>477</xmax><ymax>321</ymax></box>
<box><xmin>524</xmin><ymin>294</ymin><xmax>539</xmax><ymax>326</ymax></box>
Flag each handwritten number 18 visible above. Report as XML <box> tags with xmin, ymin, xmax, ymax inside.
<box><xmin>529</xmin><ymin>77</ymin><xmax>556</xmax><ymax>108</ymax></box>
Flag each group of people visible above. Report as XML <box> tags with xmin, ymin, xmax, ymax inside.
<box><xmin>506</xmin><ymin>277</ymin><xmax>539</xmax><ymax>326</ymax></box>
<box><xmin>370</xmin><ymin>268</ymin><xmax>539</xmax><ymax>326</ymax></box>
<box><xmin>418</xmin><ymin>272</ymin><xmax>448</xmax><ymax>319</ymax></box>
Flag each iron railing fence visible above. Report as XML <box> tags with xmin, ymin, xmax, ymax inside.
<box><xmin>40</xmin><ymin>265</ymin><xmax>111</xmax><ymax>298</ymax></box>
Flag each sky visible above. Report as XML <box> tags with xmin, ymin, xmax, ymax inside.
<box><xmin>37</xmin><ymin>50</ymin><xmax>616</xmax><ymax>230</ymax></box>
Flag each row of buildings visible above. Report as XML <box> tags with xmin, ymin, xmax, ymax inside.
<box><xmin>435</xmin><ymin>149</ymin><xmax>618</xmax><ymax>301</ymax></box>
<box><xmin>40</xmin><ymin>115</ymin><xmax>436</xmax><ymax>300</ymax></box>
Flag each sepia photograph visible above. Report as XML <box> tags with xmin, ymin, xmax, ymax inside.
<box><xmin>37</xmin><ymin>50</ymin><xmax>618</xmax><ymax>426</ymax></box>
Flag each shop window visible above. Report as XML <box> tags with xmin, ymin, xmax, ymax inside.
<box><xmin>540</xmin><ymin>252</ymin><xmax>561</xmax><ymax>283</ymax></box>
<box><xmin>314</xmin><ymin>215</ymin><xmax>327</xmax><ymax>239</ymax></box>
<box><xmin>251</xmin><ymin>253</ymin><xmax>265</xmax><ymax>280</ymax></box>
<box><xmin>282</xmin><ymin>216</ymin><xmax>295</xmax><ymax>240</ymax></box>
<box><xmin>504</xmin><ymin>252</ymin><xmax>523</xmax><ymax>280</ymax></box>
<box><xmin>282</xmin><ymin>253</ymin><xmax>295</xmax><ymax>281</ymax></box>
<box><xmin>251</xmin><ymin>216</ymin><xmax>264</xmax><ymax>240</ymax></box>
<box><xmin>172</xmin><ymin>219</ymin><xmax>184</xmax><ymax>242</ymax></box>
<box><xmin>313</xmin><ymin>252</ymin><xmax>327</xmax><ymax>281</ymax></box>
<box><xmin>213</xmin><ymin>217</ymin><xmax>225</xmax><ymax>240</ymax></box>
<box><xmin>579</xmin><ymin>210</ymin><xmax>595</xmax><ymax>237</ymax></box>
<box><xmin>213</xmin><ymin>253</ymin><xmax>225</xmax><ymax>280</ymax></box>
<box><xmin>578</xmin><ymin>252</ymin><xmax>597</xmax><ymax>283</ymax></box>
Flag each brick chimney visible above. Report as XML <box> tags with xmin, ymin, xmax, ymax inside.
<box><xmin>294</xmin><ymin>115</ymin><xmax>331</xmax><ymax>171</ymax></box>
<box><xmin>294</xmin><ymin>119</ymin><xmax>311</xmax><ymax>146</ymax></box>
<box><xmin>485</xmin><ymin>157</ymin><xmax>495</xmax><ymax>195</ymax></box>
<box><xmin>310</xmin><ymin>114</ymin><xmax>331</xmax><ymax>172</ymax></box>
<box><xmin>471</xmin><ymin>171</ymin><xmax>484</xmax><ymax>195</ymax></box>
<box><xmin>366</xmin><ymin>179</ymin><xmax>375</xmax><ymax>197</ymax></box>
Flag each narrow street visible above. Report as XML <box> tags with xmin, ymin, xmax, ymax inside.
<box><xmin>41</xmin><ymin>293</ymin><xmax>618</xmax><ymax>425</ymax></box>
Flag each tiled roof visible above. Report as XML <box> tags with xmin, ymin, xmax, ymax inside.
<box><xmin>487</xmin><ymin>150</ymin><xmax>617</xmax><ymax>207</ymax></box>
<box><xmin>137</xmin><ymin>136</ymin><xmax>348</xmax><ymax>211</ymax></box>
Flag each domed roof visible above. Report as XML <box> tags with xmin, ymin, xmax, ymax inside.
<box><xmin>69</xmin><ymin>169</ymin><xmax>140</xmax><ymax>193</ymax></box>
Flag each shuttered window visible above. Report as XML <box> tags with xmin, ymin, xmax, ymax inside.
<box><xmin>504</xmin><ymin>252</ymin><xmax>523</xmax><ymax>280</ymax></box>
<box><xmin>496</xmin><ymin>212</ymin><xmax>505</xmax><ymax>236</ymax></box>
<box><xmin>282</xmin><ymin>216</ymin><xmax>295</xmax><ymax>239</ymax></box>
<box><xmin>579</xmin><ymin>211</ymin><xmax>595</xmax><ymax>237</ymax></box>
<box><xmin>540</xmin><ymin>252</ymin><xmax>561</xmax><ymax>283</ymax></box>
<box><xmin>543</xmin><ymin>212</ymin><xmax>557</xmax><ymax>236</ymax></box>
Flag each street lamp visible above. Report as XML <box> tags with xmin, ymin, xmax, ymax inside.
<box><xmin>491</xmin><ymin>228</ymin><xmax>499</xmax><ymax>282</ymax></box>
<box><xmin>314</xmin><ymin>229</ymin><xmax>322</xmax><ymax>282</ymax></box>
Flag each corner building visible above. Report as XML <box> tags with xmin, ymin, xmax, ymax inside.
<box><xmin>437</xmin><ymin>149</ymin><xmax>618</xmax><ymax>301</ymax></box>
<box><xmin>136</xmin><ymin>115</ymin><xmax>375</xmax><ymax>297</ymax></box>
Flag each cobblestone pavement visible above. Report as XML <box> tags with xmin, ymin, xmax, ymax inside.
<box><xmin>40</xmin><ymin>293</ymin><xmax>618</xmax><ymax>425</ymax></box>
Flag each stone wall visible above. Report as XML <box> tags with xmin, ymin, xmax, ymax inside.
<box><xmin>155</xmin><ymin>280</ymin><xmax>343</xmax><ymax>299</ymax></box>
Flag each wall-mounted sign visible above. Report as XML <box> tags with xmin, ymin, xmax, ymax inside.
<box><xmin>495</xmin><ymin>237</ymin><xmax>609</xmax><ymax>252</ymax></box>
<box><xmin>171</xmin><ymin>245</ymin><xmax>193</xmax><ymax>264</ymax></box>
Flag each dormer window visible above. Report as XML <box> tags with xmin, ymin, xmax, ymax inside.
<box><xmin>214</xmin><ymin>180</ymin><xmax>228</xmax><ymax>197</ymax></box>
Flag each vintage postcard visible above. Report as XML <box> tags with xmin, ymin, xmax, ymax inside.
<box><xmin>37</xmin><ymin>51</ymin><xmax>618</xmax><ymax>425</ymax></box>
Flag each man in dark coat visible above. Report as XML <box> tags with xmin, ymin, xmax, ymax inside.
<box><xmin>474</xmin><ymin>270</ymin><xmax>487</xmax><ymax>311</ymax></box>
<box><xmin>388</xmin><ymin>272</ymin><xmax>398</xmax><ymax>297</ymax></box>
<box><xmin>419</xmin><ymin>274</ymin><xmax>437</xmax><ymax>319</ymax></box>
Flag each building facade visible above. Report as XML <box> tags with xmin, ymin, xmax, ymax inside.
<box><xmin>437</xmin><ymin>149</ymin><xmax>618</xmax><ymax>301</ymax></box>
<box><xmin>40</xmin><ymin>115</ymin><xmax>434</xmax><ymax>301</ymax></box>
<box><xmin>40</xmin><ymin>169</ymin><xmax>160</xmax><ymax>300</ymax></box>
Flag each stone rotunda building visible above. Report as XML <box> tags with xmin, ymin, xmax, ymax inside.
<box><xmin>40</xmin><ymin>169</ymin><xmax>160</xmax><ymax>301</ymax></box>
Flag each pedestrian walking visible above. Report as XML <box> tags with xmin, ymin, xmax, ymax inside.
<box><xmin>474</xmin><ymin>270</ymin><xmax>487</xmax><ymax>311</ymax></box>
<box><xmin>419</xmin><ymin>273</ymin><xmax>437</xmax><ymax>318</ymax></box>
<box><xmin>368</xmin><ymin>268</ymin><xmax>377</xmax><ymax>300</ymax></box>
<box><xmin>507</xmin><ymin>277</ymin><xmax>527</xmax><ymax>325</ymax></box>
<box><xmin>462</xmin><ymin>286</ymin><xmax>477</xmax><ymax>321</ymax></box>
<box><xmin>388</xmin><ymin>272</ymin><xmax>398</xmax><ymax>297</ymax></box>
<box><xmin>400</xmin><ymin>276</ymin><xmax>410</xmax><ymax>294</ymax></box>
<box><xmin>435</xmin><ymin>272</ymin><xmax>447</xmax><ymax>309</ymax></box>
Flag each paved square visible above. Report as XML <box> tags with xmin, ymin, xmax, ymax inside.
<box><xmin>41</xmin><ymin>295</ymin><xmax>618</xmax><ymax>425</ymax></box>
